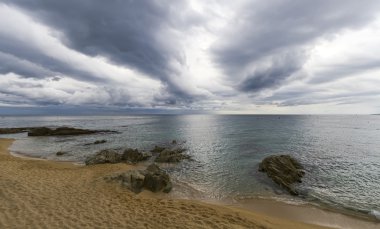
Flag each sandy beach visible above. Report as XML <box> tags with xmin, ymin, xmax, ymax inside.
<box><xmin>0</xmin><ymin>138</ymin><xmax>376</xmax><ymax>229</ymax></box>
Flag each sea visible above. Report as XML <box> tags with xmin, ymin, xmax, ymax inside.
<box><xmin>0</xmin><ymin>115</ymin><xmax>379</xmax><ymax>220</ymax></box>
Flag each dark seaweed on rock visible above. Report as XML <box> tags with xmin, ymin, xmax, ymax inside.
<box><xmin>258</xmin><ymin>155</ymin><xmax>305</xmax><ymax>196</ymax></box>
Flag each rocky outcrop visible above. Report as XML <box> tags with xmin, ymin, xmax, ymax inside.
<box><xmin>122</xmin><ymin>148</ymin><xmax>151</xmax><ymax>163</ymax></box>
<box><xmin>151</xmin><ymin>145</ymin><xmax>166</xmax><ymax>153</ymax></box>
<box><xmin>56</xmin><ymin>151</ymin><xmax>67</xmax><ymax>156</ymax></box>
<box><xmin>94</xmin><ymin>140</ymin><xmax>107</xmax><ymax>144</ymax></box>
<box><xmin>144</xmin><ymin>164</ymin><xmax>172</xmax><ymax>193</ymax></box>
<box><xmin>28</xmin><ymin>127</ymin><xmax>110</xmax><ymax>136</ymax></box>
<box><xmin>154</xmin><ymin>148</ymin><xmax>191</xmax><ymax>163</ymax></box>
<box><xmin>84</xmin><ymin>140</ymin><xmax>107</xmax><ymax>146</ymax></box>
<box><xmin>258</xmin><ymin>155</ymin><xmax>305</xmax><ymax>195</ymax></box>
<box><xmin>1</xmin><ymin>127</ymin><xmax>116</xmax><ymax>136</ymax></box>
<box><xmin>105</xmin><ymin>163</ymin><xmax>172</xmax><ymax>193</ymax></box>
<box><xmin>85</xmin><ymin>148</ymin><xmax>152</xmax><ymax>165</ymax></box>
<box><xmin>0</xmin><ymin>127</ymin><xmax>31</xmax><ymax>134</ymax></box>
<box><xmin>85</xmin><ymin>150</ymin><xmax>122</xmax><ymax>165</ymax></box>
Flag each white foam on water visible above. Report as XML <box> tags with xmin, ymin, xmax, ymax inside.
<box><xmin>369</xmin><ymin>210</ymin><xmax>380</xmax><ymax>220</ymax></box>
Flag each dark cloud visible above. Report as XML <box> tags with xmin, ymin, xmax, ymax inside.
<box><xmin>0</xmin><ymin>33</ymin><xmax>108</xmax><ymax>83</ymax></box>
<box><xmin>238</xmin><ymin>51</ymin><xmax>305</xmax><ymax>92</ymax></box>
<box><xmin>309</xmin><ymin>59</ymin><xmax>380</xmax><ymax>84</ymax></box>
<box><xmin>3</xmin><ymin>0</ymin><xmax>199</xmax><ymax>97</ymax></box>
<box><xmin>213</xmin><ymin>0</ymin><xmax>380</xmax><ymax>92</ymax></box>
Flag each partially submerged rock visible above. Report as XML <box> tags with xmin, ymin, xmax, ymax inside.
<box><xmin>56</xmin><ymin>151</ymin><xmax>67</xmax><ymax>156</ymax></box>
<box><xmin>258</xmin><ymin>155</ymin><xmax>305</xmax><ymax>195</ymax></box>
<box><xmin>106</xmin><ymin>163</ymin><xmax>172</xmax><ymax>193</ymax></box>
<box><xmin>0</xmin><ymin>127</ymin><xmax>31</xmax><ymax>134</ymax></box>
<box><xmin>85</xmin><ymin>148</ymin><xmax>152</xmax><ymax>165</ymax></box>
<box><xmin>94</xmin><ymin>140</ymin><xmax>107</xmax><ymax>144</ymax></box>
<box><xmin>155</xmin><ymin>148</ymin><xmax>191</xmax><ymax>163</ymax></box>
<box><xmin>1</xmin><ymin>126</ymin><xmax>117</xmax><ymax>136</ymax></box>
<box><xmin>122</xmin><ymin>148</ymin><xmax>151</xmax><ymax>163</ymax></box>
<box><xmin>151</xmin><ymin>145</ymin><xmax>166</xmax><ymax>153</ymax></box>
<box><xmin>85</xmin><ymin>149</ymin><xmax>122</xmax><ymax>165</ymax></box>
<box><xmin>28</xmin><ymin>127</ymin><xmax>105</xmax><ymax>136</ymax></box>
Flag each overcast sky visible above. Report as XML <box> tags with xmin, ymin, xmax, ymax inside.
<box><xmin>1</xmin><ymin>0</ymin><xmax>380</xmax><ymax>114</ymax></box>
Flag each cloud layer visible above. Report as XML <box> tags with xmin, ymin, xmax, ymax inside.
<box><xmin>1</xmin><ymin>0</ymin><xmax>380</xmax><ymax>114</ymax></box>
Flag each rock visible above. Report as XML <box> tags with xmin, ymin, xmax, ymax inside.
<box><xmin>151</xmin><ymin>145</ymin><xmax>166</xmax><ymax>153</ymax></box>
<box><xmin>0</xmin><ymin>127</ymin><xmax>30</xmax><ymax>134</ymax></box>
<box><xmin>27</xmin><ymin>127</ymin><xmax>115</xmax><ymax>136</ymax></box>
<box><xmin>94</xmin><ymin>140</ymin><xmax>107</xmax><ymax>144</ymax></box>
<box><xmin>122</xmin><ymin>148</ymin><xmax>151</xmax><ymax>163</ymax></box>
<box><xmin>146</xmin><ymin>163</ymin><xmax>161</xmax><ymax>173</ymax></box>
<box><xmin>84</xmin><ymin>139</ymin><xmax>107</xmax><ymax>146</ymax></box>
<box><xmin>172</xmin><ymin>140</ymin><xmax>177</xmax><ymax>144</ymax></box>
<box><xmin>105</xmin><ymin>163</ymin><xmax>172</xmax><ymax>193</ymax></box>
<box><xmin>85</xmin><ymin>149</ymin><xmax>122</xmax><ymax>165</ymax></box>
<box><xmin>56</xmin><ymin>151</ymin><xmax>66</xmax><ymax>156</ymax></box>
<box><xmin>1</xmin><ymin>127</ymin><xmax>116</xmax><ymax>136</ymax></box>
<box><xmin>143</xmin><ymin>164</ymin><xmax>172</xmax><ymax>193</ymax></box>
<box><xmin>258</xmin><ymin>155</ymin><xmax>305</xmax><ymax>195</ymax></box>
<box><xmin>155</xmin><ymin>148</ymin><xmax>190</xmax><ymax>163</ymax></box>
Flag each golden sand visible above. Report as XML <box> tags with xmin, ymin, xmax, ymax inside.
<box><xmin>0</xmin><ymin>138</ymin><xmax>331</xmax><ymax>228</ymax></box>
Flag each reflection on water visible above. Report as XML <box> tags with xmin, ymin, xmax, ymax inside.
<box><xmin>1</xmin><ymin>115</ymin><xmax>380</xmax><ymax>218</ymax></box>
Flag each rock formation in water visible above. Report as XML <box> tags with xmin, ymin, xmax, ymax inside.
<box><xmin>122</xmin><ymin>148</ymin><xmax>152</xmax><ymax>163</ymax></box>
<box><xmin>105</xmin><ymin>163</ymin><xmax>172</xmax><ymax>193</ymax></box>
<box><xmin>85</xmin><ymin>148</ymin><xmax>152</xmax><ymax>165</ymax></box>
<box><xmin>0</xmin><ymin>127</ymin><xmax>116</xmax><ymax>136</ymax></box>
<box><xmin>85</xmin><ymin>149</ymin><xmax>123</xmax><ymax>165</ymax></box>
<box><xmin>258</xmin><ymin>155</ymin><xmax>305</xmax><ymax>195</ymax></box>
<box><xmin>154</xmin><ymin>148</ymin><xmax>191</xmax><ymax>163</ymax></box>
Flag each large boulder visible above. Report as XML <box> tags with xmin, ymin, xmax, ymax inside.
<box><xmin>122</xmin><ymin>148</ymin><xmax>151</xmax><ymax>163</ymax></box>
<box><xmin>144</xmin><ymin>164</ymin><xmax>172</xmax><ymax>193</ymax></box>
<box><xmin>258</xmin><ymin>155</ymin><xmax>305</xmax><ymax>195</ymax></box>
<box><xmin>105</xmin><ymin>163</ymin><xmax>172</xmax><ymax>193</ymax></box>
<box><xmin>85</xmin><ymin>150</ymin><xmax>123</xmax><ymax>165</ymax></box>
<box><xmin>155</xmin><ymin>148</ymin><xmax>190</xmax><ymax>163</ymax></box>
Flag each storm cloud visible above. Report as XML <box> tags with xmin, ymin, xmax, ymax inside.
<box><xmin>213</xmin><ymin>0</ymin><xmax>380</xmax><ymax>92</ymax></box>
<box><xmin>1</xmin><ymin>0</ymin><xmax>380</xmax><ymax>114</ymax></box>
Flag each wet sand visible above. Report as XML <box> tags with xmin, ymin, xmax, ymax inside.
<box><xmin>0</xmin><ymin>138</ymin><xmax>366</xmax><ymax>228</ymax></box>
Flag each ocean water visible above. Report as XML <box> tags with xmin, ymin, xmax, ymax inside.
<box><xmin>1</xmin><ymin>115</ymin><xmax>379</xmax><ymax>220</ymax></box>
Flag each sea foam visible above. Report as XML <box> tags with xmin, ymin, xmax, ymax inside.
<box><xmin>369</xmin><ymin>210</ymin><xmax>380</xmax><ymax>220</ymax></box>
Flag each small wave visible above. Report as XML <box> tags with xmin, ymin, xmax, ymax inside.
<box><xmin>369</xmin><ymin>210</ymin><xmax>380</xmax><ymax>220</ymax></box>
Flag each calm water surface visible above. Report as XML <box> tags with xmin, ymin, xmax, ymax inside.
<box><xmin>1</xmin><ymin>115</ymin><xmax>379</xmax><ymax>219</ymax></box>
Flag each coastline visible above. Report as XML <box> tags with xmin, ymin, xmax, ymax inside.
<box><xmin>0</xmin><ymin>138</ymin><xmax>377</xmax><ymax>229</ymax></box>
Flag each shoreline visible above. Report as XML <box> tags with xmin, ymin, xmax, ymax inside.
<box><xmin>1</xmin><ymin>138</ymin><xmax>378</xmax><ymax>229</ymax></box>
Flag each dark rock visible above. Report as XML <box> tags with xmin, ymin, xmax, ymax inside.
<box><xmin>127</xmin><ymin>170</ymin><xmax>147</xmax><ymax>193</ymax></box>
<box><xmin>258</xmin><ymin>155</ymin><xmax>305</xmax><ymax>195</ymax></box>
<box><xmin>94</xmin><ymin>140</ymin><xmax>107</xmax><ymax>144</ymax></box>
<box><xmin>151</xmin><ymin>145</ymin><xmax>166</xmax><ymax>153</ymax></box>
<box><xmin>85</xmin><ymin>149</ymin><xmax>122</xmax><ymax>165</ymax></box>
<box><xmin>56</xmin><ymin>151</ymin><xmax>66</xmax><ymax>156</ymax></box>
<box><xmin>28</xmin><ymin>127</ymin><xmax>99</xmax><ymax>136</ymax></box>
<box><xmin>122</xmin><ymin>148</ymin><xmax>151</xmax><ymax>163</ymax></box>
<box><xmin>0</xmin><ymin>127</ymin><xmax>30</xmax><ymax>134</ymax></box>
<box><xmin>143</xmin><ymin>163</ymin><xmax>172</xmax><ymax>193</ymax></box>
<box><xmin>155</xmin><ymin>148</ymin><xmax>190</xmax><ymax>163</ymax></box>
<box><xmin>146</xmin><ymin>163</ymin><xmax>161</xmax><ymax>173</ymax></box>
<box><xmin>105</xmin><ymin>163</ymin><xmax>172</xmax><ymax>193</ymax></box>
<box><xmin>1</xmin><ymin>127</ymin><xmax>117</xmax><ymax>136</ymax></box>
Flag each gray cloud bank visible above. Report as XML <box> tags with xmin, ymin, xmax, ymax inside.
<box><xmin>1</xmin><ymin>0</ymin><xmax>380</xmax><ymax>114</ymax></box>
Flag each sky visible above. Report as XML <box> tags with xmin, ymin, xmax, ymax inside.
<box><xmin>1</xmin><ymin>0</ymin><xmax>380</xmax><ymax>115</ymax></box>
